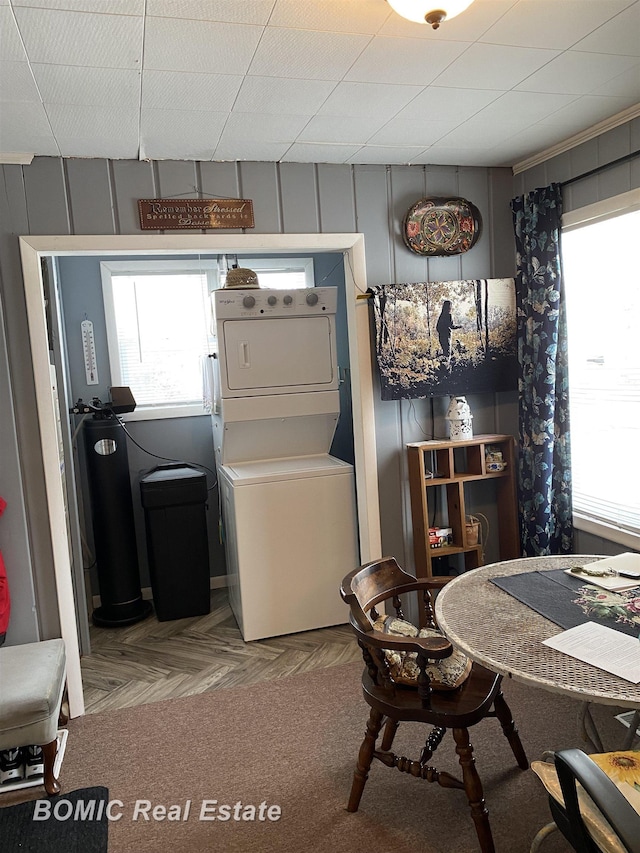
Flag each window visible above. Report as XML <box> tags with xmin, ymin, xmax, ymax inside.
<box><xmin>562</xmin><ymin>189</ymin><xmax>640</xmax><ymax>548</ymax></box>
<box><xmin>101</xmin><ymin>258</ymin><xmax>314</xmax><ymax>420</ymax></box>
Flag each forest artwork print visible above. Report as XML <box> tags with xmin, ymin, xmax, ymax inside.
<box><xmin>372</xmin><ymin>279</ymin><xmax>516</xmax><ymax>400</ymax></box>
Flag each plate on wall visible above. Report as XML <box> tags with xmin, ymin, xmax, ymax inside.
<box><xmin>403</xmin><ymin>197</ymin><xmax>482</xmax><ymax>256</ymax></box>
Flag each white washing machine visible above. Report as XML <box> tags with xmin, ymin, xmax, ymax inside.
<box><xmin>211</xmin><ymin>287</ymin><xmax>360</xmax><ymax>641</ymax></box>
<box><xmin>219</xmin><ymin>455</ymin><xmax>357</xmax><ymax>641</ymax></box>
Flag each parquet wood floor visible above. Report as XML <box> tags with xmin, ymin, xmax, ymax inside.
<box><xmin>80</xmin><ymin>588</ymin><xmax>360</xmax><ymax>715</ymax></box>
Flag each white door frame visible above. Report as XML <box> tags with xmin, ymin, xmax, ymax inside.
<box><xmin>18</xmin><ymin>233</ymin><xmax>382</xmax><ymax>718</ymax></box>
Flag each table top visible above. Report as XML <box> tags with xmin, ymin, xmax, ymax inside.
<box><xmin>434</xmin><ymin>555</ymin><xmax>640</xmax><ymax>708</ymax></box>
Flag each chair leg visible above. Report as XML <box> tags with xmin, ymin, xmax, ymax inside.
<box><xmin>347</xmin><ymin>708</ymin><xmax>384</xmax><ymax>813</ymax></box>
<box><xmin>493</xmin><ymin>690</ymin><xmax>529</xmax><ymax>769</ymax></box>
<box><xmin>58</xmin><ymin>686</ymin><xmax>69</xmax><ymax>727</ymax></box>
<box><xmin>381</xmin><ymin>718</ymin><xmax>399</xmax><ymax>752</ymax></box>
<box><xmin>452</xmin><ymin>727</ymin><xmax>494</xmax><ymax>853</ymax></box>
<box><xmin>42</xmin><ymin>739</ymin><xmax>60</xmax><ymax>796</ymax></box>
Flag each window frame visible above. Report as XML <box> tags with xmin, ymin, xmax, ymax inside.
<box><xmin>101</xmin><ymin>259</ymin><xmax>219</xmax><ymax>421</ymax></box>
<box><xmin>562</xmin><ymin>188</ymin><xmax>640</xmax><ymax>549</ymax></box>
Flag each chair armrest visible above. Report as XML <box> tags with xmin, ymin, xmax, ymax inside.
<box><xmin>358</xmin><ymin>627</ymin><xmax>453</xmax><ymax>661</ymax></box>
<box><xmin>555</xmin><ymin>749</ymin><xmax>640</xmax><ymax>853</ymax></box>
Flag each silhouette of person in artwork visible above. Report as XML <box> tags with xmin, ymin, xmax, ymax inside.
<box><xmin>436</xmin><ymin>300</ymin><xmax>461</xmax><ymax>360</ymax></box>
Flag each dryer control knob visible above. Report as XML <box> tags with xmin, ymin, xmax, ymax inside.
<box><xmin>242</xmin><ymin>295</ymin><xmax>256</xmax><ymax>308</ymax></box>
<box><xmin>267</xmin><ymin>295</ymin><xmax>278</xmax><ymax>306</ymax></box>
<box><xmin>283</xmin><ymin>294</ymin><xmax>293</xmax><ymax>305</ymax></box>
<box><xmin>306</xmin><ymin>291</ymin><xmax>319</xmax><ymax>306</ymax></box>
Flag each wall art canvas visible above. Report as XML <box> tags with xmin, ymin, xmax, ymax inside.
<box><xmin>371</xmin><ymin>279</ymin><xmax>516</xmax><ymax>400</ymax></box>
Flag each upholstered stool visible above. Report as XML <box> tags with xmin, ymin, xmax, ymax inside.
<box><xmin>0</xmin><ymin>638</ymin><xmax>66</xmax><ymax>795</ymax></box>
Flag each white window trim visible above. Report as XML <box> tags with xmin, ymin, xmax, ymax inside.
<box><xmin>563</xmin><ymin>188</ymin><xmax>640</xmax><ymax>549</ymax></box>
<box><xmin>101</xmin><ymin>260</ymin><xmax>219</xmax><ymax>421</ymax></box>
<box><xmin>563</xmin><ymin>188</ymin><xmax>640</xmax><ymax>230</ymax></box>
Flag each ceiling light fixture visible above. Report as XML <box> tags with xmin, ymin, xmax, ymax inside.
<box><xmin>386</xmin><ymin>0</ymin><xmax>475</xmax><ymax>29</ymax></box>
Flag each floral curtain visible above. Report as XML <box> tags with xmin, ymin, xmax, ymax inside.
<box><xmin>510</xmin><ymin>183</ymin><xmax>573</xmax><ymax>555</ymax></box>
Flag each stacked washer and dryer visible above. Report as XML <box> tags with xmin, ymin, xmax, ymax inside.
<box><xmin>210</xmin><ymin>285</ymin><xmax>360</xmax><ymax>642</ymax></box>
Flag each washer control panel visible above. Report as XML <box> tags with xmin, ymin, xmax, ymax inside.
<box><xmin>214</xmin><ymin>287</ymin><xmax>337</xmax><ymax>318</ymax></box>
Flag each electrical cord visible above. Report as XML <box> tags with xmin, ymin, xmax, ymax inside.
<box><xmin>105</xmin><ymin>408</ymin><xmax>219</xmax><ymax>492</ymax></box>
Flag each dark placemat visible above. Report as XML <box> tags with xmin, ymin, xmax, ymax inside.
<box><xmin>0</xmin><ymin>786</ymin><xmax>109</xmax><ymax>853</ymax></box>
<box><xmin>491</xmin><ymin>569</ymin><xmax>640</xmax><ymax>637</ymax></box>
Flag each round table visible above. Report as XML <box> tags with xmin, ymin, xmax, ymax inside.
<box><xmin>434</xmin><ymin>555</ymin><xmax>640</xmax><ymax>750</ymax></box>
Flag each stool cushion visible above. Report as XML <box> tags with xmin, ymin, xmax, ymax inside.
<box><xmin>0</xmin><ymin>639</ymin><xmax>66</xmax><ymax>749</ymax></box>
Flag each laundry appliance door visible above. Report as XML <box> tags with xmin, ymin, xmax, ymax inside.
<box><xmin>219</xmin><ymin>315</ymin><xmax>337</xmax><ymax>396</ymax></box>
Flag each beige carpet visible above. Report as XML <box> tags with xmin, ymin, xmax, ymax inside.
<box><xmin>0</xmin><ymin>662</ymin><xmax>627</xmax><ymax>852</ymax></box>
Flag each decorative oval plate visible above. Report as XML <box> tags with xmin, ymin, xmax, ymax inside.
<box><xmin>403</xmin><ymin>197</ymin><xmax>482</xmax><ymax>256</ymax></box>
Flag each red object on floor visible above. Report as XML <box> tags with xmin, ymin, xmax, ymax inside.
<box><xmin>0</xmin><ymin>496</ymin><xmax>10</xmax><ymax>645</ymax></box>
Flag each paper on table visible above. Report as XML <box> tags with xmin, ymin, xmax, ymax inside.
<box><xmin>542</xmin><ymin>621</ymin><xmax>640</xmax><ymax>683</ymax></box>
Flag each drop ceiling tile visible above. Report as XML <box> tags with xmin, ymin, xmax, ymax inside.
<box><xmin>317</xmin><ymin>81</ymin><xmax>423</xmax><ymax>119</ymax></box>
<box><xmin>479</xmin><ymin>0</ymin><xmax>633</xmax><ymax>50</ymax></box>
<box><xmin>33</xmin><ymin>64</ymin><xmax>140</xmax><ymax>106</ymax></box>
<box><xmin>297</xmin><ymin>114</ymin><xmax>386</xmax><ymax>144</ymax></box>
<box><xmin>414</xmin><ymin>147</ymin><xmax>506</xmax><ymax>167</ymax></box>
<box><xmin>379</xmin><ymin>0</ymin><xmax>514</xmax><ymax>41</ymax></box>
<box><xmin>144</xmin><ymin>17</ymin><xmax>262</xmax><ymax>74</ymax></box>
<box><xmin>393</xmin><ymin>86</ymin><xmax>502</xmax><ymax>122</ymax></box>
<box><xmin>12</xmin><ymin>1</ymin><xmax>143</xmax><ymax>12</ymax></box>
<box><xmin>572</xmin><ymin>3</ymin><xmax>640</xmax><ymax>56</ymax></box>
<box><xmin>347</xmin><ymin>144</ymin><xmax>426</xmax><ymax>164</ymax></box>
<box><xmin>46</xmin><ymin>103</ymin><xmax>139</xmax><ymax>142</ymax></box>
<box><xmin>282</xmin><ymin>142</ymin><xmax>360</xmax><ymax>163</ymax></box>
<box><xmin>433</xmin><ymin>43</ymin><xmax>561</xmax><ymax>90</ymax></box>
<box><xmin>0</xmin><ymin>7</ymin><xmax>27</xmax><ymax>62</ymax></box>
<box><xmin>344</xmin><ymin>35</ymin><xmax>468</xmax><ymax>85</ymax></box>
<box><xmin>142</xmin><ymin>70</ymin><xmax>242</xmax><ymax>111</ymax></box>
<box><xmin>535</xmin><ymin>94</ymin><xmax>635</xmax><ymax>131</ymax></box>
<box><xmin>472</xmin><ymin>91</ymin><xmax>580</xmax><ymax>124</ymax></box>
<box><xmin>368</xmin><ymin>118</ymin><xmax>458</xmax><ymax>146</ymax></box>
<box><xmin>14</xmin><ymin>7</ymin><xmax>143</xmax><ymax>67</ymax></box>
<box><xmin>269</xmin><ymin>0</ymin><xmax>390</xmax><ymax>34</ymax></box>
<box><xmin>222</xmin><ymin>112</ymin><xmax>310</xmax><ymax>143</ymax></box>
<box><xmin>147</xmin><ymin>0</ymin><xmax>274</xmax><ymax>25</ymax></box>
<box><xmin>56</xmin><ymin>135</ymin><xmax>139</xmax><ymax>158</ymax></box>
<box><xmin>213</xmin><ymin>139</ymin><xmax>290</xmax><ymax>160</ymax></box>
<box><xmin>234</xmin><ymin>76</ymin><xmax>336</xmax><ymax>115</ymax></box>
<box><xmin>0</xmin><ymin>61</ymin><xmax>40</xmax><ymax>102</ymax></box>
<box><xmin>141</xmin><ymin>108</ymin><xmax>227</xmax><ymax>158</ymax></box>
<box><xmin>247</xmin><ymin>27</ymin><xmax>371</xmax><ymax>80</ymax></box>
<box><xmin>434</xmin><ymin>119</ymin><xmax>527</xmax><ymax>149</ymax></box>
<box><xmin>516</xmin><ymin>51</ymin><xmax>639</xmax><ymax>95</ymax></box>
<box><xmin>592</xmin><ymin>63</ymin><xmax>640</xmax><ymax>97</ymax></box>
<box><xmin>0</xmin><ymin>101</ymin><xmax>58</xmax><ymax>154</ymax></box>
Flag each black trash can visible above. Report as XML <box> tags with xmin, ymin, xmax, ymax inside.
<box><xmin>140</xmin><ymin>464</ymin><xmax>210</xmax><ymax>621</ymax></box>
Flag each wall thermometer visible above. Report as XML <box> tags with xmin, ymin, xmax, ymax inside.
<box><xmin>81</xmin><ymin>319</ymin><xmax>99</xmax><ymax>385</ymax></box>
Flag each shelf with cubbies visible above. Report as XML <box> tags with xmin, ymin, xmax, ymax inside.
<box><xmin>407</xmin><ymin>434</ymin><xmax>520</xmax><ymax>583</ymax></box>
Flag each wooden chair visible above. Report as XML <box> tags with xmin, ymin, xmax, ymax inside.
<box><xmin>341</xmin><ymin>557</ymin><xmax>529</xmax><ymax>853</ymax></box>
<box><xmin>531</xmin><ymin>749</ymin><xmax>640</xmax><ymax>853</ymax></box>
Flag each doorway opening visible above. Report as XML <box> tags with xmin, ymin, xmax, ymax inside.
<box><xmin>19</xmin><ymin>233</ymin><xmax>381</xmax><ymax>718</ymax></box>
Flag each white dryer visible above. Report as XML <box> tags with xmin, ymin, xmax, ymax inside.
<box><xmin>211</xmin><ymin>287</ymin><xmax>359</xmax><ymax>641</ymax></box>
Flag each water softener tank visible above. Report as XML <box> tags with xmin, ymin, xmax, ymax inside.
<box><xmin>84</xmin><ymin>416</ymin><xmax>151</xmax><ymax>627</ymax></box>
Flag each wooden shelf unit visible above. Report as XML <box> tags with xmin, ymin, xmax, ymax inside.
<box><xmin>407</xmin><ymin>434</ymin><xmax>520</xmax><ymax>582</ymax></box>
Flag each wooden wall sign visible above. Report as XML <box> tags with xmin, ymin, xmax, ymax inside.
<box><xmin>138</xmin><ymin>198</ymin><xmax>254</xmax><ymax>230</ymax></box>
